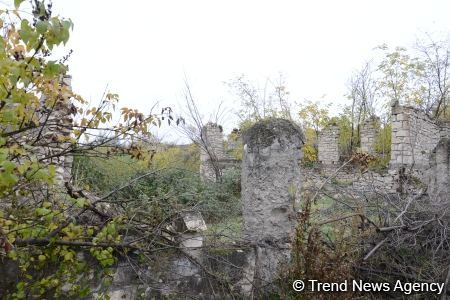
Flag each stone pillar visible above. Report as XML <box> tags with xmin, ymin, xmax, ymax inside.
<box><xmin>199</xmin><ymin>123</ymin><xmax>225</xmax><ymax>181</ymax></box>
<box><xmin>318</xmin><ymin>124</ymin><xmax>340</xmax><ymax>164</ymax></box>
<box><xmin>241</xmin><ymin>119</ymin><xmax>304</xmax><ymax>294</ymax></box>
<box><xmin>428</xmin><ymin>138</ymin><xmax>449</xmax><ymax>202</ymax></box>
<box><xmin>360</xmin><ymin>116</ymin><xmax>379</xmax><ymax>155</ymax></box>
<box><xmin>390</xmin><ymin>104</ymin><xmax>440</xmax><ymax>170</ymax></box>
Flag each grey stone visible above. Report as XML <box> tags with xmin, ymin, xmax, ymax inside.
<box><xmin>318</xmin><ymin>124</ymin><xmax>340</xmax><ymax>164</ymax></box>
<box><xmin>241</xmin><ymin>118</ymin><xmax>304</xmax><ymax>294</ymax></box>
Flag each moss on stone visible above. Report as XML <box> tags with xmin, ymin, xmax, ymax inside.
<box><xmin>242</xmin><ymin>118</ymin><xmax>304</xmax><ymax>150</ymax></box>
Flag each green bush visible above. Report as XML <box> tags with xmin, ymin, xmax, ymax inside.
<box><xmin>74</xmin><ymin>154</ymin><xmax>242</xmax><ymax>224</ymax></box>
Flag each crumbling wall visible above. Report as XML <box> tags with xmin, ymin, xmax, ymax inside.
<box><xmin>440</xmin><ymin>122</ymin><xmax>450</xmax><ymax>139</ymax></box>
<box><xmin>199</xmin><ymin>123</ymin><xmax>239</xmax><ymax>181</ymax></box>
<box><xmin>303</xmin><ymin>105</ymin><xmax>448</xmax><ymax>199</ymax></box>
<box><xmin>241</xmin><ymin>118</ymin><xmax>304</xmax><ymax>294</ymax></box>
<box><xmin>426</xmin><ymin>138</ymin><xmax>450</xmax><ymax>202</ymax></box>
<box><xmin>390</xmin><ymin>105</ymin><xmax>440</xmax><ymax>170</ymax></box>
<box><xmin>200</xmin><ymin>123</ymin><xmax>225</xmax><ymax>162</ymax></box>
<box><xmin>318</xmin><ymin>124</ymin><xmax>340</xmax><ymax>164</ymax></box>
<box><xmin>360</xmin><ymin>116</ymin><xmax>379</xmax><ymax>155</ymax></box>
<box><xmin>199</xmin><ymin>123</ymin><xmax>225</xmax><ymax>181</ymax></box>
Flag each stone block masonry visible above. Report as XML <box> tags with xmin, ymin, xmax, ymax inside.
<box><xmin>360</xmin><ymin>116</ymin><xmax>379</xmax><ymax>155</ymax></box>
<box><xmin>199</xmin><ymin>122</ymin><xmax>239</xmax><ymax>181</ymax></box>
<box><xmin>440</xmin><ymin>121</ymin><xmax>450</xmax><ymax>139</ymax></box>
<box><xmin>199</xmin><ymin>123</ymin><xmax>225</xmax><ymax>181</ymax></box>
<box><xmin>390</xmin><ymin>104</ymin><xmax>441</xmax><ymax>170</ymax></box>
<box><xmin>318</xmin><ymin>124</ymin><xmax>340</xmax><ymax>164</ymax></box>
<box><xmin>200</xmin><ymin>123</ymin><xmax>225</xmax><ymax>162</ymax></box>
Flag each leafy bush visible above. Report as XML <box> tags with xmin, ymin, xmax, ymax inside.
<box><xmin>75</xmin><ymin>154</ymin><xmax>242</xmax><ymax>224</ymax></box>
<box><xmin>123</xmin><ymin>168</ymin><xmax>241</xmax><ymax>223</ymax></box>
<box><xmin>73</xmin><ymin>153</ymin><xmax>147</xmax><ymax>193</ymax></box>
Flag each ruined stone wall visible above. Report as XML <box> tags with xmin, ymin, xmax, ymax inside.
<box><xmin>83</xmin><ymin>109</ymin><xmax>447</xmax><ymax>298</ymax></box>
<box><xmin>426</xmin><ymin>138</ymin><xmax>449</xmax><ymax>202</ymax></box>
<box><xmin>434</xmin><ymin>139</ymin><xmax>449</xmax><ymax>199</ymax></box>
<box><xmin>302</xmin><ymin>164</ymin><xmax>397</xmax><ymax>197</ymax></box>
<box><xmin>360</xmin><ymin>116</ymin><xmax>379</xmax><ymax>155</ymax></box>
<box><xmin>199</xmin><ymin>123</ymin><xmax>239</xmax><ymax>181</ymax></box>
<box><xmin>242</xmin><ymin>119</ymin><xmax>304</xmax><ymax>241</ymax></box>
<box><xmin>390</xmin><ymin>105</ymin><xmax>441</xmax><ymax>170</ymax></box>
<box><xmin>89</xmin><ymin>118</ymin><xmax>306</xmax><ymax>298</ymax></box>
<box><xmin>200</xmin><ymin>123</ymin><xmax>225</xmax><ymax>162</ymax></box>
<box><xmin>199</xmin><ymin>123</ymin><xmax>224</xmax><ymax>181</ymax></box>
<box><xmin>318</xmin><ymin>124</ymin><xmax>340</xmax><ymax>164</ymax></box>
<box><xmin>241</xmin><ymin>119</ymin><xmax>304</xmax><ymax>294</ymax></box>
<box><xmin>440</xmin><ymin>122</ymin><xmax>450</xmax><ymax>139</ymax></box>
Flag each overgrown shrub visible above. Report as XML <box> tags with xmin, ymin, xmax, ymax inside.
<box><xmin>280</xmin><ymin>193</ymin><xmax>356</xmax><ymax>299</ymax></box>
<box><xmin>74</xmin><ymin>155</ymin><xmax>241</xmax><ymax>224</ymax></box>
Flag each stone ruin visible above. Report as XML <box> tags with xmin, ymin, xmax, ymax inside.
<box><xmin>317</xmin><ymin>123</ymin><xmax>340</xmax><ymax>164</ymax></box>
<box><xmin>387</xmin><ymin>104</ymin><xmax>448</xmax><ymax>196</ymax></box>
<box><xmin>428</xmin><ymin>138</ymin><xmax>450</xmax><ymax>202</ymax></box>
<box><xmin>199</xmin><ymin>123</ymin><xmax>225</xmax><ymax>180</ymax></box>
<box><xmin>315</xmin><ymin>104</ymin><xmax>449</xmax><ymax>176</ymax></box>
<box><xmin>394</xmin><ymin>104</ymin><xmax>449</xmax><ymax>194</ymax></box>
<box><xmin>3</xmin><ymin>74</ymin><xmax>307</xmax><ymax>297</ymax></box>
<box><xmin>199</xmin><ymin>122</ymin><xmax>239</xmax><ymax>181</ymax></box>
<box><xmin>106</xmin><ymin>105</ymin><xmax>448</xmax><ymax>298</ymax></box>
<box><xmin>80</xmin><ymin>104</ymin><xmax>448</xmax><ymax>298</ymax></box>
<box><xmin>314</xmin><ymin>103</ymin><xmax>450</xmax><ymax>198</ymax></box>
<box><xmin>194</xmin><ymin>105</ymin><xmax>448</xmax><ymax>296</ymax></box>
<box><xmin>241</xmin><ymin>119</ymin><xmax>304</xmax><ymax>294</ymax></box>
<box><xmin>3</xmin><ymin>69</ymin><xmax>449</xmax><ymax>298</ymax></box>
<box><xmin>96</xmin><ymin>119</ymin><xmax>305</xmax><ymax>299</ymax></box>
<box><xmin>360</xmin><ymin>115</ymin><xmax>380</xmax><ymax>155</ymax></box>
<box><xmin>390</xmin><ymin>104</ymin><xmax>442</xmax><ymax>169</ymax></box>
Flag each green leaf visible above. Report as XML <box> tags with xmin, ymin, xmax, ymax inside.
<box><xmin>8</xmin><ymin>250</ymin><xmax>18</xmax><ymax>260</ymax></box>
<box><xmin>35</xmin><ymin>207</ymin><xmax>50</xmax><ymax>216</ymax></box>
<box><xmin>19</xmin><ymin>19</ymin><xmax>32</xmax><ymax>44</ymax></box>
<box><xmin>0</xmin><ymin>172</ymin><xmax>18</xmax><ymax>187</ymax></box>
<box><xmin>48</xmin><ymin>164</ymin><xmax>56</xmax><ymax>178</ymax></box>
<box><xmin>36</xmin><ymin>20</ymin><xmax>48</xmax><ymax>35</ymax></box>
<box><xmin>2</xmin><ymin>160</ymin><xmax>16</xmax><ymax>172</ymax></box>
<box><xmin>1</xmin><ymin>110</ymin><xmax>16</xmax><ymax>123</ymax></box>
<box><xmin>64</xmin><ymin>251</ymin><xmax>73</xmax><ymax>261</ymax></box>
<box><xmin>43</xmin><ymin>61</ymin><xmax>62</xmax><ymax>77</ymax></box>
<box><xmin>75</xmin><ymin>198</ymin><xmax>86</xmax><ymax>208</ymax></box>
<box><xmin>14</xmin><ymin>0</ymin><xmax>24</xmax><ymax>9</ymax></box>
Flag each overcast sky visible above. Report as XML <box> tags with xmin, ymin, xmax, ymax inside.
<box><xmin>46</xmin><ymin>0</ymin><xmax>450</xmax><ymax>140</ymax></box>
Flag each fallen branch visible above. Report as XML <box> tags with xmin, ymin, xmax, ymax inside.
<box><xmin>363</xmin><ymin>237</ymin><xmax>388</xmax><ymax>261</ymax></box>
